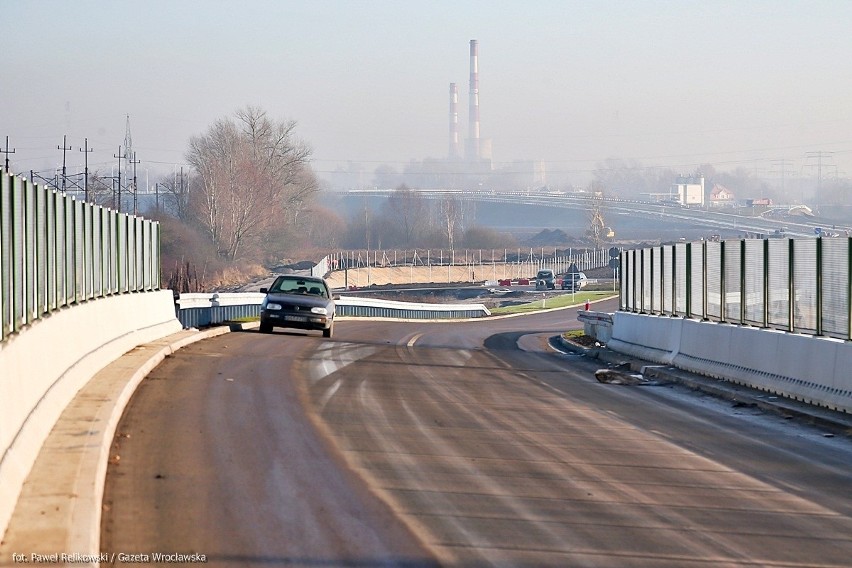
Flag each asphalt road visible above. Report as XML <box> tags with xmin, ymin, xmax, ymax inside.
<box><xmin>102</xmin><ymin>299</ymin><xmax>852</xmax><ymax>566</ymax></box>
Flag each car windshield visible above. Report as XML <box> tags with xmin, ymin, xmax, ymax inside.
<box><xmin>271</xmin><ymin>277</ymin><xmax>328</xmax><ymax>299</ymax></box>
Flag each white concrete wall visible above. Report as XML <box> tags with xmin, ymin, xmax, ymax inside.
<box><xmin>609</xmin><ymin>312</ymin><xmax>852</xmax><ymax>413</ymax></box>
<box><xmin>0</xmin><ymin>290</ymin><xmax>182</xmax><ymax>538</ymax></box>
<box><xmin>609</xmin><ymin>312</ymin><xmax>683</xmax><ymax>365</ymax></box>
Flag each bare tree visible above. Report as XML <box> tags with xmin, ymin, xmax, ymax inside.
<box><xmin>186</xmin><ymin>106</ymin><xmax>316</xmax><ymax>261</ymax></box>
<box><xmin>440</xmin><ymin>196</ymin><xmax>462</xmax><ymax>250</ymax></box>
<box><xmin>153</xmin><ymin>171</ymin><xmax>192</xmax><ymax>221</ymax></box>
<box><xmin>386</xmin><ymin>185</ymin><xmax>428</xmax><ymax>245</ymax></box>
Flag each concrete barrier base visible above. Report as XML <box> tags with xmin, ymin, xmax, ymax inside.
<box><xmin>0</xmin><ymin>291</ymin><xmax>182</xmax><ymax>541</ymax></box>
<box><xmin>609</xmin><ymin>312</ymin><xmax>852</xmax><ymax>414</ymax></box>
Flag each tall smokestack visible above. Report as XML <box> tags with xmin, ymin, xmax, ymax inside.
<box><xmin>449</xmin><ymin>83</ymin><xmax>459</xmax><ymax>158</ymax></box>
<box><xmin>466</xmin><ymin>39</ymin><xmax>480</xmax><ymax>162</ymax></box>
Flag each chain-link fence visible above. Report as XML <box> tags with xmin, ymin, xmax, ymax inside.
<box><xmin>1</xmin><ymin>169</ymin><xmax>160</xmax><ymax>342</ymax></box>
<box><xmin>620</xmin><ymin>238</ymin><xmax>851</xmax><ymax>340</ymax></box>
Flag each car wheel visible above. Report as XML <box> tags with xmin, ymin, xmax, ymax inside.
<box><xmin>322</xmin><ymin>323</ymin><xmax>333</xmax><ymax>338</ymax></box>
<box><xmin>259</xmin><ymin>321</ymin><xmax>273</xmax><ymax>333</ymax></box>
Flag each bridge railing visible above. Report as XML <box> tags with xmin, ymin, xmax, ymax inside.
<box><xmin>0</xmin><ymin>169</ymin><xmax>160</xmax><ymax>342</ymax></box>
<box><xmin>175</xmin><ymin>293</ymin><xmax>490</xmax><ymax>327</ymax></box>
<box><xmin>621</xmin><ymin>238</ymin><xmax>851</xmax><ymax>340</ymax></box>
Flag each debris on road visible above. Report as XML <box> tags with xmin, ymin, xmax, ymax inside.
<box><xmin>595</xmin><ymin>363</ymin><xmax>652</xmax><ymax>385</ymax></box>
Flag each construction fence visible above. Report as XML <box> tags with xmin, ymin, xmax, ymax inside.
<box><xmin>0</xmin><ymin>168</ymin><xmax>160</xmax><ymax>342</ymax></box>
<box><xmin>621</xmin><ymin>238</ymin><xmax>852</xmax><ymax>340</ymax></box>
<box><xmin>324</xmin><ymin>247</ymin><xmax>613</xmax><ymax>277</ymax></box>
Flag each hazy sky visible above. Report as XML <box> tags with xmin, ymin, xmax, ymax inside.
<box><xmin>3</xmin><ymin>0</ymin><xmax>852</xmax><ymax>186</ymax></box>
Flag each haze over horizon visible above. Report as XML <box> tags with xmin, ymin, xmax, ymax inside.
<box><xmin>3</xmin><ymin>0</ymin><xmax>852</xmax><ymax>189</ymax></box>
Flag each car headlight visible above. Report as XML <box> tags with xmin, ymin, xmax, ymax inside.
<box><xmin>310</xmin><ymin>306</ymin><xmax>328</xmax><ymax>315</ymax></box>
<box><xmin>265</xmin><ymin>303</ymin><xmax>282</xmax><ymax>310</ymax></box>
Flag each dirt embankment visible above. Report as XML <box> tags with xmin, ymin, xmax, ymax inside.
<box><xmin>325</xmin><ymin>263</ymin><xmax>537</xmax><ymax>289</ymax></box>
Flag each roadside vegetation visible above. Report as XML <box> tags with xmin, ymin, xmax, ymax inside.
<box><xmin>489</xmin><ymin>291</ymin><xmax>615</xmax><ymax>315</ymax></box>
<box><xmin>154</xmin><ymin>106</ymin><xmax>520</xmax><ymax>292</ymax></box>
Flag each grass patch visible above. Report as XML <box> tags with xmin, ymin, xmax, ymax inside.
<box><xmin>489</xmin><ymin>291</ymin><xmax>616</xmax><ymax>315</ymax></box>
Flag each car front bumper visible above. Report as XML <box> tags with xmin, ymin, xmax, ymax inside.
<box><xmin>261</xmin><ymin>310</ymin><xmax>331</xmax><ymax>331</ymax></box>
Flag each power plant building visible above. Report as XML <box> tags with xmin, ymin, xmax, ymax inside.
<box><xmin>466</xmin><ymin>39</ymin><xmax>481</xmax><ymax>162</ymax></box>
<box><xmin>448</xmin><ymin>83</ymin><xmax>460</xmax><ymax>159</ymax></box>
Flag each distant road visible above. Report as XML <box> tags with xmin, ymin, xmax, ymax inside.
<box><xmin>338</xmin><ymin>188</ymin><xmax>836</xmax><ymax>238</ymax></box>
<box><xmin>102</xmin><ymin>298</ymin><xmax>852</xmax><ymax>566</ymax></box>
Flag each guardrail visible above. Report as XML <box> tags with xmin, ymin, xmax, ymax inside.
<box><xmin>175</xmin><ymin>292</ymin><xmax>491</xmax><ymax>327</ymax></box>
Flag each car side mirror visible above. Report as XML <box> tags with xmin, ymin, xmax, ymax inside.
<box><xmin>260</xmin><ymin>287</ymin><xmax>268</xmax><ymax>294</ymax></box>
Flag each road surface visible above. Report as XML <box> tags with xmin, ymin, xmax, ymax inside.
<box><xmin>102</xmin><ymin>299</ymin><xmax>852</xmax><ymax>566</ymax></box>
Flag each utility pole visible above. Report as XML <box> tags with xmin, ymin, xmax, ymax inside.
<box><xmin>770</xmin><ymin>159</ymin><xmax>794</xmax><ymax>201</ymax></box>
<box><xmin>114</xmin><ymin>145</ymin><xmax>124</xmax><ymax>211</ymax></box>
<box><xmin>123</xmin><ymin>115</ymin><xmax>133</xmax><ymax>209</ymax></box>
<box><xmin>2</xmin><ymin>136</ymin><xmax>15</xmax><ymax>171</ymax></box>
<box><xmin>129</xmin><ymin>151</ymin><xmax>141</xmax><ymax>215</ymax></box>
<box><xmin>805</xmin><ymin>151</ymin><xmax>835</xmax><ymax>211</ymax></box>
<box><xmin>79</xmin><ymin>138</ymin><xmax>93</xmax><ymax>202</ymax></box>
<box><xmin>57</xmin><ymin>135</ymin><xmax>72</xmax><ymax>194</ymax></box>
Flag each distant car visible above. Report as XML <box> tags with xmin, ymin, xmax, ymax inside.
<box><xmin>259</xmin><ymin>275</ymin><xmax>337</xmax><ymax>337</ymax></box>
<box><xmin>535</xmin><ymin>269</ymin><xmax>556</xmax><ymax>290</ymax></box>
<box><xmin>560</xmin><ymin>272</ymin><xmax>587</xmax><ymax>291</ymax></box>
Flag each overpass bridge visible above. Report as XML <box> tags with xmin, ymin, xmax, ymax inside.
<box><xmin>1</xmin><ymin>170</ymin><xmax>851</xmax><ymax>563</ymax></box>
<box><xmin>335</xmin><ymin>187</ymin><xmax>834</xmax><ymax>239</ymax></box>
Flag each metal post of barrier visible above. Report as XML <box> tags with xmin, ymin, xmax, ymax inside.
<box><xmin>719</xmin><ymin>240</ymin><xmax>726</xmax><ymax>322</ymax></box>
<box><xmin>740</xmin><ymin>239</ymin><xmax>746</xmax><ymax>324</ymax></box>
<box><xmin>12</xmin><ymin>175</ymin><xmax>22</xmax><ymax>331</ymax></box>
<box><xmin>649</xmin><ymin>247</ymin><xmax>655</xmax><ymax>313</ymax></box>
<box><xmin>671</xmin><ymin>244</ymin><xmax>677</xmax><ymax>316</ymax></box>
<box><xmin>685</xmin><ymin>242</ymin><xmax>692</xmax><ymax>318</ymax></box>
<box><xmin>632</xmin><ymin>249</ymin><xmax>637</xmax><ymax>312</ymax></box>
<box><xmin>639</xmin><ymin>249</ymin><xmax>645</xmax><ymax>313</ymax></box>
<box><xmin>816</xmin><ymin>236</ymin><xmax>823</xmax><ymax>336</ymax></box>
<box><xmin>763</xmin><ymin>238</ymin><xmax>769</xmax><ymax>327</ymax></box>
<box><xmin>702</xmin><ymin>240</ymin><xmax>708</xmax><ymax>320</ymax></box>
<box><xmin>788</xmin><ymin>238</ymin><xmax>795</xmax><ymax>332</ymax></box>
<box><xmin>848</xmin><ymin>237</ymin><xmax>852</xmax><ymax>341</ymax></box>
<box><xmin>1</xmin><ymin>172</ymin><xmax>9</xmax><ymax>339</ymax></box>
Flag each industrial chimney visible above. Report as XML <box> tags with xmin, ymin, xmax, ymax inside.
<box><xmin>449</xmin><ymin>83</ymin><xmax>460</xmax><ymax>159</ymax></box>
<box><xmin>466</xmin><ymin>39</ymin><xmax>480</xmax><ymax>162</ymax></box>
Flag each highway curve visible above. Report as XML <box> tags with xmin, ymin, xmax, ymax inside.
<box><xmin>102</xmin><ymin>299</ymin><xmax>852</xmax><ymax>566</ymax></box>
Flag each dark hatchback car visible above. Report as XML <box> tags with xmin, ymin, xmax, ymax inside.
<box><xmin>535</xmin><ymin>269</ymin><xmax>556</xmax><ymax>290</ymax></box>
<box><xmin>259</xmin><ymin>275</ymin><xmax>337</xmax><ymax>337</ymax></box>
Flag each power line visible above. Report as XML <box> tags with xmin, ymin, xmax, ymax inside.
<box><xmin>769</xmin><ymin>159</ymin><xmax>795</xmax><ymax>195</ymax></box>
<box><xmin>804</xmin><ymin>151</ymin><xmax>835</xmax><ymax>210</ymax></box>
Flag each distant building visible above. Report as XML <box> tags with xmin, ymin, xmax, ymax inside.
<box><xmin>709</xmin><ymin>184</ymin><xmax>735</xmax><ymax>207</ymax></box>
<box><xmin>671</xmin><ymin>175</ymin><xmax>705</xmax><ymax>206</ymax></box>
